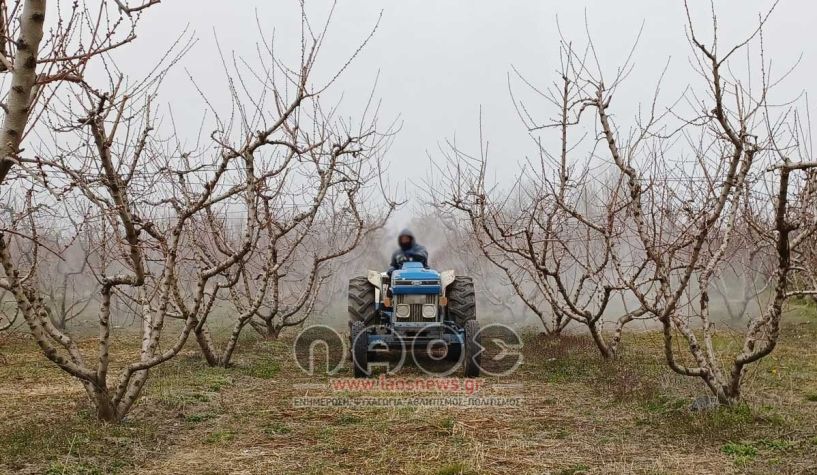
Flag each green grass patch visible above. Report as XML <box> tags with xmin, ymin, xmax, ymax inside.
<box><xmin>437</xmin><ymin>416</ymin><xmax>456</xmax><ymax>433</ymax></box>
<box><xmin>555</xmin><ymin>465</ymin><xmax>590</xmax><ymax>475</ymax></box>
<box><xmin>241</xmin><ymin>358</ymin><xmax>281</xmax><ymax>379</ymax></box>
<box><xmin>316</xmin><ymin>426</ymin><xmax>336</xmax><ymax>441</ymax></box>
<box><xmin>155</xmin><ymin>391</ymin><xmax>210</xmax><ymax>410</ymax></box>
<box><xmin>756</xmin><ymin>439</ymin><xmax>794</xmax><ymax>451</ymax></box>
<box><xmin>333</xmin><ymin>413</ymin><xmax>362</xmax><ymax>426</ymax></box>
<box><xmin>204</xmin><ymin>430</ymin><xmax>234</xmax><ymax>444</ymax></box>
<box><xmin>262</xmin><ymin>422</ymin><xmax>292</xmax><ymax>436</ymax></box>
<box><xmin>642</xmin><ymin>394</ymin><xmax>688</xmax><ymax>414</ymax></box>
<box><xmin>0</xmin><ymin>411</ymin><xmax>159</xmax><ymax>473</ymax></box>
<box><xmin>435</xmin><ymin>462</ymin><xmax>476</xmax><ymax>475</ymax></box>
<box><xmin>722</xmin><ymin>441</ymin><xmax>758</xmax><ymax>466</ymax></box>
<box><xmin>206</xmin><ymin>375</ymin><xmax>233</xmax><ymax>392</ymax></box>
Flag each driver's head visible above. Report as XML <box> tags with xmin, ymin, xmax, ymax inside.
<box><xmin>398</xmin><ymin>229</ymin><xmax>415</xmax><ymax>251</ymax></box>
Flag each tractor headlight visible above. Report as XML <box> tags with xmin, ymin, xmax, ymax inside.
<box><xmin>422</xmin><ymin>304</ymin><xmax>437</xmax><ymax>319</ymax></box>
<box><xmin>395</xmin><ymin>304</ymin><xmax>411</xmax><ymax>319</ymax></box>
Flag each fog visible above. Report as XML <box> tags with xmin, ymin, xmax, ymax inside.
<box><xmin>111</xmin><ymin>0</ymin><xmax>817</xmax><ymax>230</ymax></box>
<box><xmin>131</xmin><ymin>0</ymin><xmax>811</xmax><ymax>330</ymax></box>
<box><xmin>6</xmin><ymin>0</ymin><xmax>803</xmax><ymax>333</ymax></box>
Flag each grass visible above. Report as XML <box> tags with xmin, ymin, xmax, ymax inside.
<box><xmin>204</xmin><ymin>430</ymin><xmax>235</xmax><ymax>444</ymax></box>
<box><xmin>722</xmin><ymin>441</ymin><xmax>759</xmax><ymax>467</ymax></box>
<box><xmin>0</xmin><ymin>408</ymin><xmax>162</xmax><ymax>473</ymax></box>
<box><xmin>435</xmin><ymin>462</ymin><xmax>476</xmax><ymax>475</ymax></box>
<box><xmin>1</xmin><ymin>306</ymin><xmax>817</xmax><ymax>473</ymax></box>
<box><xmin>555</xmin><ymin>465</ymin><xmax>591</xmax><ymax>475</ymax></box>
<box><xmin>262</xmin><ymin>422</ymin><xmax>292</xmax><ymax>436</ymax></box>
<box><xmin>239</xmin><ymin>357</ymin><xmax>281</xmax><ymax>379</ymax></box>
<box><xmin>722</xmin><ymin>441</ymin><xmax>758</xmax><ymax>457</ymax></box>
<box><xmin>185</xmin><ymin>412</ymin><xmax>217</xmax><ymax>424</ymax></box>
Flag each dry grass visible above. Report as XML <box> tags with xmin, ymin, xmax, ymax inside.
<box><xmin>1</xmin><ymin>307</ymin><xmax>816</xmax><ymax>474</ymax></box>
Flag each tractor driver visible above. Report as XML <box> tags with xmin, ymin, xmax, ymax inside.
<box><xmin>387</xmin><ymin>228</ymin><xmax>429</xmax><ymax>275</ymax></box>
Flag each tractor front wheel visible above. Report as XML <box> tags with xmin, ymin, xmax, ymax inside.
<box><xmin>463</xmin><ymin>319</ymin><xmax>481</xmax><ymax>378</ymax></box>
<box><xmin>348</xmin><ymin>276</ymin><xmax>376</xmax><ymax>324</ymax></box>
<box><xmin>447</xmin><ymin>276</ymin><xmax>476</xmax><ymax>326</ymax></box>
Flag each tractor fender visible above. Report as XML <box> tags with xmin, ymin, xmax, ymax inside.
<box><xmin>440</xmin><ymin>270</ymin><xmax>456</xmax><ymax>290</ymax></box>
<box><xmin>368</xmin><ymin>270</ymin><xmax>384</xmax><ymax>303</ymax></box>
<box><xmin>367</xmin><ymin>270</ymin><xmax>382</xmax><ymax>287</ymax></box>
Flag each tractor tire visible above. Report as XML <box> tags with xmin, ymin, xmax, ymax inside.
<box><xmin>348</xmin><ymin>276</ymin><xmax>376</xmax><ymax>324</ymax></box>
<box><xmin>350</xmin><ymin>320</ymin><xmax>370</xmax><ymax>378</ymax></box>
<box><xmin>447</xmin><ymin>276</ymin><xmax>476</xmax><ymax>326</ymax></box>
<box><xmin>463</xmin><ymin>319</ymin><xmax>481</xmax><ymax>378</ymax></box>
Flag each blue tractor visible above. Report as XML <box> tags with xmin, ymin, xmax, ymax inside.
<box><xmin>347</xmin><ymin>262</ymin><xmax>481</xmax><ymax>378</ymax></box>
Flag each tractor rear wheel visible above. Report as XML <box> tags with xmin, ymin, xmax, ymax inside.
<box><xmin>447</xmin><ymin>276</ymin><xmax>476</xmax><ymax>326</ymax></box>
<box><xmin>463</xmin><ymin>319</ymin><xmax>481</xmax><ymax>378</ymax></box>
<box><xmin>348</xmin><ymin>276</ymin><xmax>376</xmax><ymax>324</ymax></box>
<box><xmin>350</xmin><ymin>320</ymin><xmax>370</xmax><ymax>378</ymax></box>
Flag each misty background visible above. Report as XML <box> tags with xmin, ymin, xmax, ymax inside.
<box><xmin>20</xmin><ymin>0</ymin><xmax>808</xmax><ymax>330</ymax></box>
<box><xmin>114</xmin><ymin>0</ymin><xmax>816</xmax><ymax>230</ymax></box>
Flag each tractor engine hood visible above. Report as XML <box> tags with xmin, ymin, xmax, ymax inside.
<box><xmin>391</xmin><ymin>262</ymin><xmax>442</xmax><ymax>295</ymax></box>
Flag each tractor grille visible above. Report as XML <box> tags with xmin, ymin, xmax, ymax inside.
<box><xmin>396</xmin><ymin>294</ymin><xmax>438</xmax><ymax>322</ymax></box>
<box><xmin>394</xmin><ymin>280</ymin><xmax>439</xmax><ymax>286</ymax></box>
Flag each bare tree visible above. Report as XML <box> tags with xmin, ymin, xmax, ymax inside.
<box><xmin>434</xmin><ymin>44</ymin><xmax>649</xmax><ymax>354</ymax></box>
<box><xmin>0</xmin><ymin>1</ymin><xmax>158</xmax><ymax>184</ymax></box>
<box><xmin>0</xmin><ymin>56</ymin><xmax>258</xmax><ymax>422</ymax></box>
<box><xmin>436</xmin><ymin>1</ymin><xmax>817</xmax><ymax>402</ymax></box>
<box><xmin>434</xmin><ymin>136</ymin><xmax>568</xmax><ymax>336</ymax></box>
<box><xmin>174</xmin><ymin>10</ymin><xmax>394</xmax><ymax>367</ymax></box>
<box><xmin>193</xmin><ymin>145</ymin><xmax>393</xmax><ymax>366</ymax></box>
<box><xmin>0</xmin><ymin>0</ymin><xmax>395</xmax><ymax>420</ymax></box>
<box><xmin>578</xmin><ymin>1</ymin><xmax>816</xmax><ymax>403</ymax></box>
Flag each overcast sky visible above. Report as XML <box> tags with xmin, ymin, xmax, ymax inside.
<box><xmin>121</xmin><ymin>0</ymin><xmax>816</xmax><ymax>226</ymax></box>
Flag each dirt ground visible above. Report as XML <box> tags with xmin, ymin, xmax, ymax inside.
<box><xmin>1</xmin><ymin>306</ymin><xmax>816</xmax><ymax>475</ymax></box>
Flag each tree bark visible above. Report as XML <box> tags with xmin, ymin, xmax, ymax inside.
<box><xmin>0</xmin><ymin>0</ymin><xmax>46</xmax><ymax>184</ymax></box>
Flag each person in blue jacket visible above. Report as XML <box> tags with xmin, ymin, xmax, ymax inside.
<box><xmin>388</xmin><ymin>228</ymin><xmax>429</xmax><ymax>274</ymax></box>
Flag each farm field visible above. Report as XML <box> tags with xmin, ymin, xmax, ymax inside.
<box><xmin>2</xmin><ymin>306</ymin><xmax>816</xmax><ymax>475</ymax></box>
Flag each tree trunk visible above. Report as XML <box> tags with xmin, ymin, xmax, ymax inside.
<box><xmin>249</xmin><ymin>318</ymin><xmax>281</xmax><ymax>340</ymax></box>
<box><xmin>194</xmin><ymin>325</ymin><xmax>222</xmax><ymax>367</ymax></box>
<box><xmin>194</xmin><ymin>318</ymin><xmax>252</xmax><ymax>368</ymax></box>
<box><xmin>0</xmin><ymin>0</ymin><xmax>47</xmax><ymax>184</ymax></box>
<box><xmin>220</xmin><ymin>319</ymin><xmax>251</xmax><ymax>367</ymax></box>
<box><xmin>93</xmin><ymin>388</ymin><xmax>119</xmax><ymax>423</ymax></box>
<box><xmin>588</xmin><ymin>321</ymin><xmax>613</xmax><ymax>360</ymax></box>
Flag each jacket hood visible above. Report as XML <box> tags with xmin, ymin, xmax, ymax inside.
<box><xmin>398</xmin><ymin>228</ymin><xmax>416</xmax><ymax>250</ymax></box>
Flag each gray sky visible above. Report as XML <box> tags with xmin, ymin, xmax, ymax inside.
<box><xmin>123</xmin><ymin>0</ymin><xmax>816</xmax><ymax>225</ymax></box>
